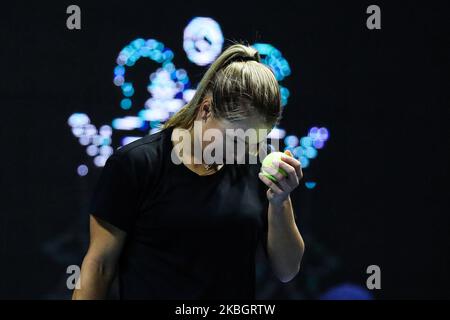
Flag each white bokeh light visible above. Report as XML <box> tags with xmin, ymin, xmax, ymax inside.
<box><xmin>183</xmin><ymin>17</ymin><xmax>224</xmax><ymax>66</ymax></box>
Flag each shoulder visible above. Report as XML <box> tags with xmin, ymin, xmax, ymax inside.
<box><xmin>108</xmin><ymin>128</ymin><xmax>170</xmax><ymax>181</ymax></box>
<box><xmin>115</xmin><ymin>129</ymin><xmax>165</xmax><ymax>159</ymax></box>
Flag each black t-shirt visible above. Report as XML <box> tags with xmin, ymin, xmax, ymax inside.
<box><xmin>89</xmin><ymin>126</ymin><xmax>269</xmax><ymax>299</ymax></box>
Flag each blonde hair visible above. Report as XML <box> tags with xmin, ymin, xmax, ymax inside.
<box><xmin>163</xmin><ymin>43</ymin><xmax>282</xmax><ymax>129</ymax></box>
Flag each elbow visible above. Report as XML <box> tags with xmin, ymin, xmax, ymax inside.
<box><xmin>277</xmin><ymin>263</ymin><xmax>301</xmax><ymax>283</ymax></box>
<box><xmin>275</xmin><ymin>242</ymin><xmax>305</xmax><ymax>283</ymax></box>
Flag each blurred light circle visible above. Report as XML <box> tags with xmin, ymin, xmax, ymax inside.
<box><xmin>131</xmin><ymin>38</ymin><xmax>145</xmax><ymax>49</ymax></box>
<box><xmin>313</xmin><ymin>139</ymin><xmax>325</xmax><ymax>149</ymax></box>
<box><xmin>79</xmin><ymin>136</ymin><xmax>91</xmax><ymax>146</ymax></box>
<box><xmin>71</xmin><ymin>127</ymin><xmax>84</xmax><ymax>137</ymax></box>
<box><xmin>304</xmin><ymin>146</ymin><xmax>318</xmax><ymax>159</ymax></box>
<box><xmin>99</xmin><ymin>125</ymin><xmax>112</xmax><ymax>137</ymax></box>
<box><xmin>120</xmin><ymin>98</ymin><xmax>132</xmax><ymax>110</ymax></box>
<box><xmin>305</xmin><ymin>181</ymin><xmax>317</xmax><ymax>189</ymax></box>
<box><xmin>99</xmin><ymin>145</ymin><xmax>113</xmax><ymax>157</ymax></box>
<box><xmin>114</xmin><ymin>65</ymin><xmax>125</xmax><ymax>76</ymax></box>
<box><xmin>117</xmin><ymin>55</ymin><xmax>127</xmax><ymax>66</ymax></box>
<box><xmin>77</xmin><ymin>164</ymin><xmax>89</xmax><ymax>176</ymax></box>
<box><xmin>123</xmin><ymin>89</ymin><xmax>134</xmax><ymax>97</ymax></box>
<box><xmin>175</xmin><ymin>69</ymin><xmax>187</xmax><ymax>80</ymax></box>
<box><xmin>145</xmin><ymin>39</ymin><xmax>158</xmax><ymax>49</ymax></box>
<box><xmin>319</xmin><ymin>127</ymin><xmax>329</xmax><ymax>141</ymax></box>
<box><xmin>299</xmin><ymin>156</ymin><xmax>309</xmax><ymax>168</ymax></box>
<box><xmin>92</xmin><ymin>135</ymin><xmax>104</xmax><ymax>146</ymax></box>
<box><xmin>113</xmin><ymin>75</ymin><xmax>125</xmax><ymax>86</ymax></box>
<box><xmin>183</xmin><ymin>17</ymin><xmax>224</xmax><ymax>66</ymax></box>
<box><xmin>300</xmin><ymin>136</ymin><xmax>313</xmax><ymax>148</ymax></box>
<box><xmin>125</xmin><ymin>58</ymin><xmax>136</xmax><ymax>67</ymax></box>
<box><xmin>68</xmin><ymin>113</ymin><xmax>90</xmax><ymax>127</ymax></box>
<box><xmin>94</xmin><ymin>155</ymin><xmax>108</xmax><ymax>167</ymax></box>
<box><xmin>101</xmin><ymin>137</ymin><xmax>111</xmax><ymax>146</ymax></box>
<box><xmin>86</xmin><ymin>145</ymin><xmax>99</xmax><ymax>156</ymax></box>
<box><xmin>309</xmin><ymin>126</ymin><xmax>319</xmax><ymax>140</ymax></box>
<box><xmin>83</xmin><ymin>124</ymin><xmax>97</xmax><ymax>136</ymax></box>
<box><xmin>183</xmin><ymin>89</ymin><xmax>196</xmax><ymax>102</ymax></box>
<box><xmin>293</xmin><ymin>146</ymin><xmax>304</xmax><ymax>158</ymax></box>
<box><xmin>162</xmin><ymin>49</ymin><xmax>174</xmax><ymax>61</ymax></box>
<box><xmin>163</xmin><ymin>62</ymin><xmax>175</xmax><ymax>73</ymax></box>
<box><xmin>280</xmin><ymin>86</ymin><xmax>290</xmax><ymax>99</ymax></box>
<box><xmin>284</xmin><ymin>135</ymin><xmax>299</xmax><ymax>147</ymax></box>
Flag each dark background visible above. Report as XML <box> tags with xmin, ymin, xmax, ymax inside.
<box><xmin>1</xmin><ymin>0</ymin><xmax>449</xmax><ymax>299</ymax></box>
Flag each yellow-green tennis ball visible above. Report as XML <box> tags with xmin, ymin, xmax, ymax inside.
<box><xmin>261</xmin><ymin>151</ymin><xmax>289</xmax><ymax>182</ymax></box>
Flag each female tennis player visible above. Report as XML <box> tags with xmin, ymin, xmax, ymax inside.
<box><xmin>72</xmin><ymin>43</ymin><xmax>305</xmax><ymax>299</ymax></box>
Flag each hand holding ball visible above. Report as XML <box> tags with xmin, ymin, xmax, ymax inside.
<box><xmin>261</xmin><ymin>151</ymin><xmax>291</xmax><ymax>182</ymax></box>
<box><xmin>259</xmin><ymin>150</ymin><xmax>302</xmax><ymax>204</ymax></box>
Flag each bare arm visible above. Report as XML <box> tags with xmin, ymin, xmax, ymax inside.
<box><xmin>72</xmin><ymin>215</ymin><xmax>126</xmax><ymax>300</ymax></box>
<box><xmin>258</xmin><ymin>150</ymin><xmax>305</xmax><ymax>283</ymax></box>
<box><xmin>266</xmin><ymin>196</ymin><xmax>305</xmax><ymax>282</ymax></box>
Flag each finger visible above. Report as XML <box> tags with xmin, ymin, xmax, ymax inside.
<box><xmin>258</xmin><ymin>172</ymin><xmax>276</xmax><ymax>188</ymax></box>
<box><xmin>261</xmin><ymin>164</ymin><xmax>279</xmax><ymax>176</ymax></box>
<box><xmin>266</xmin><ymin>165</ymin><xmax>292</xmax><ymax>192</ymax></box>
<box><xmin>277</xmin><ymin>176</ymin><xmax>291</xmax><ymax>191</ymax></box>
<box><xmin>258</xmin><ymin>173</ymin><xmax>284</xmax><ymax>194</ymax></box>
<box><xmin>277</xmin><ymin>160</ymin><xmax>299</xmax><ymax>186</ymax></box>
<box><xmin>269</xmin><ymin>163</ymin><xmax>292</xmax><ymax>189</ymax></box>
<box><xmin>280</xmin><ymin>155</ymin><xmax>303</xmax><ymax>179</ymax></box>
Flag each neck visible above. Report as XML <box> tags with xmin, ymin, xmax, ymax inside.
<box><xmin>173</xmin><ymin>126</ymin><xmax>222</xmax><ymax>174</ymax></box>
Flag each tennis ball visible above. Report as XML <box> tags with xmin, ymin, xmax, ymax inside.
<box><xmin>261</xmin><ymin>151</ymin><xmax>289</xmax><ymax>182</ymax></box>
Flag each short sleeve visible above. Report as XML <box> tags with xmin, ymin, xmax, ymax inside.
<box><xmin>89</xmin><ymin>153</ymin><xmax>139</xmax><ymax>233</ymax></box>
